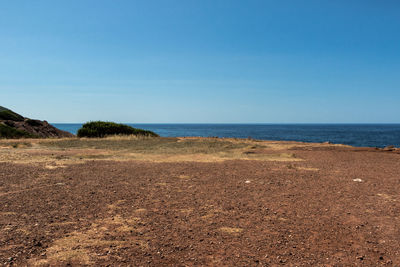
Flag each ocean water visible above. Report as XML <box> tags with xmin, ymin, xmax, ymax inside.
<box><xmin>53</xmin><ymin>123</ymin><xmax>400</xmax><ymax>148</ymax></box>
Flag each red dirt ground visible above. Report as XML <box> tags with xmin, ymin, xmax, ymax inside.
<box><xmin>1</xmin><ymin>143</ymin><xmax>400</xmax><ymax>266</ymax></box>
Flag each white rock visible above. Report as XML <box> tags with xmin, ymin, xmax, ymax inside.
<box><xmin>353</xmin><ymin>178</ymin><xmax>363</xmax><ymax>182</ymax></box>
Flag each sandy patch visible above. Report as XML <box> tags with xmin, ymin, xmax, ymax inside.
<box><xmin>297</xmin><ymin>167</ymin><xmax>319</xmax><ymax>171</ymax></box>
<box><xmin>219</xmin><ymin>227</ymin><xmax>243</xmax><ymax>233</ymax></box>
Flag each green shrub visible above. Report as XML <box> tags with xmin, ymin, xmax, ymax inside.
<box><xmin>0</xmin><ymin>124</ymin><xmax>37</xmax><ymax>138</ymax></box>
<box><xmin>77</xmin><ymin>121</ymin><xmax>159</xmax><ymax>138</ymax></box>
<box><xmin>26</xmin><ymin>119</ymin><xmax>42</xmax><ymax>127</ymax></box>
<box><xmin>0</xmin><ymin>107</ymin><xmax>24</xmax><ymax>121</ymax></box>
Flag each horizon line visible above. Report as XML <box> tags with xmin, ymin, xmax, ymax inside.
<box><xmin>51</xmin><ymin>122</ymin><xmax>400</xmax><ymax>125</ymax></box>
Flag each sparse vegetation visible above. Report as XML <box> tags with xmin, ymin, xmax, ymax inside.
<box><xmin>31</xmin><ymin>137</ymin><xmax>298</xmax><ymax>163</ymax></box>
<box><xmin>26</xmin><ymin>119</ymin><xmax>42</xmax><ymax>127</ymax></box>
<box><xmin>41</xmin><ymin>137</ymin><xmax>250</xmax><ymax>153</ymax></box>
<box><xmin>0</xmin><ymin>123</ymin><xmax>36</xmax><ymax>138</ymax></box>
<box><xmin>77</xmin><ymin>121</ymin><xmax>159</xmax><ymax>138</ymax></box>
<box><xmin>0</xmin><ymin>106</ymin><xmax>74</xmax><ymax>138</ymax></box>
<box><xmin>0</xmin><ymin>106</ymin><xmax>24</xmax><ymax>121</ymax></box>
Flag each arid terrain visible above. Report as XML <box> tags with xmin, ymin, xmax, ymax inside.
<box><xmin>1</xmin><ymin>136</ymin><xmax>400</xmax><ymax>266</ymax></box>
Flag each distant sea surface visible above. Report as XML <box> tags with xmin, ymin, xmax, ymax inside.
<box><xmin>53</xmin><ymin>123</ymin><xmax>400</xmax><ymax>148</ymax></box>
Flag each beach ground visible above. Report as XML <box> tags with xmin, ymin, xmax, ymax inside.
<box><xmin>1</xmin><ymin>137</ymin><xmax>400</xmax><ymax>266</ymax></box>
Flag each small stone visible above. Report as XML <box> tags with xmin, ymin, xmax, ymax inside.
<box><xmin>245</xmin><ymin>180</ymin><xmax>251</xmax><ymax>184</ymax></box>
<box><xmin>353</xmin><ymin>178</ymin><xmax>363</xmax><ymax>182</ymax></box>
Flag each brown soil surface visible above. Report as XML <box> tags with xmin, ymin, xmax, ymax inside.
<box><xmin>1</xmin><ymin>137</ymin><xmax>400</xmax><ymax>266</ymax></box>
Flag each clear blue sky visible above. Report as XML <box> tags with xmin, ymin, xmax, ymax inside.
<box><xmin>1</xmin><ymin>0</ymin><xmax>399</xmax><ymax>123</ymax></box>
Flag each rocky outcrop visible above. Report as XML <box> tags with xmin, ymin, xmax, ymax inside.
<box><xmin>0</xmin><ymin>106</ymin><xmax>74</xmax><ymax>138</ymax></box>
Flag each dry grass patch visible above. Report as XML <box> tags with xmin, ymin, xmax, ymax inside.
<box><xmin>107</xmin><ymin>200</ymin><xmax>127</xmax><ymax>213</ymax></box>
<box><xmin>44</xmin><ymin>164</ymin><xmax>67</xmax><ymax>169</ymax></box>
<box><xmin>297</xmin><ymin>167</ymin><xmax>319</xmax><ymax>171</ymax></box>
<box><xmin>249</xmin><ymin>152</ymin><xmax>301</xmax><ymax>162</ymax></box>
<box><xmin>0</xmin><ymin>137</ymin><xmax>307</xmax><ymax>164</ymax></box>
<box><xmin>49</xmin><ymin>221</ymin><xmax>77</xmax><ymax>227</ymax></box>
<box><xmin>377</xmin><ymin>193</ymin><xmax>397</xmax><ymax>202</ymax></box>
<box><xmin>134</xmin><ymin>208</ymin><xmax>147</xmax><ymax>213</ymax></box>
<box><xmin>178</xmin><ymin>208</ymin><xmax>194</xmax><ymax>214</ymax></box>
<box><xmin>30</xmin><ymin>214</ymin><xmax>147</xmax><ymax>266</ymax></box>
<box><xmin>219</xmin><ymin>227</ymin><xmax>243</xmax><ymax>233</ymax></box>
<box><xmin>201</xmin><ymin>206</ymin><xmax>229</xmax><ymax>221</ymax></box>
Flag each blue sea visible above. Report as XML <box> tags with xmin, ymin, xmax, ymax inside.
<box><xmin>53</xmin><ymin>123</ymin><xmax>400</xmax><ymax>148</ymax></box>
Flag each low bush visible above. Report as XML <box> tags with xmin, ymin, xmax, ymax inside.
<box><xmin>77</xmin><ymin>121</ymin><xmax>159</xmax><ymax>138</ymax></box>
<box><xmin>0</xmin><ymin>107</ymin><xmax>24</xmax><ymax>121</ymax></box>
<box><xmin>0</xmin><ymin>124</ymin><xmax>37</xmax><ymax>138</ymax></box>
<box><xmin>26</xmin><ymin>119</ymin><xmax>42</xmax><ymax>127</ymax></box>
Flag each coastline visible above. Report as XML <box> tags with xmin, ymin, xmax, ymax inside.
<box><xmin>53</xmin><ymin>123</ymin><xmax>400</xmax><ymax>148</ymax></box>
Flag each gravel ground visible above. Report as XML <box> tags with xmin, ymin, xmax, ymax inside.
<box><xmin>1</xmin><ymin>139</ymin><xmax>400</xmax><ymax>266</ymax></box>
